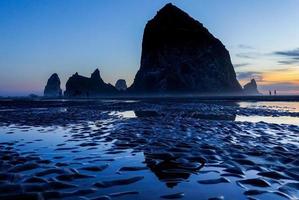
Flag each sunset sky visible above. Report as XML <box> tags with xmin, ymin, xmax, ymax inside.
<box><xmin>0</xmin><ymin>0</ymin><xmax>299</xmax><ymax>96</ymax></box>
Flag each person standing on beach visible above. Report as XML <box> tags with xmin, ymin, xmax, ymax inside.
<box><xmin>274</xmin><ymin>90</ymin><xmax>277</xmax><ymax>95</ymax></box>
<box><xmin>269</xmin><ymin>90</ymin><xmax>272</xmax><ymax>95</ymax></box>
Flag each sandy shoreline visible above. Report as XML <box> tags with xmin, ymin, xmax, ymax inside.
<box><xmin>1</xmin><ymin>95</ymin><xmax>299</xmax><ymax>102</ymax></box>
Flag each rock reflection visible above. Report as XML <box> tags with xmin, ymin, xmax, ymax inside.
<box><xmin>144</xmin><ymin>151</ymin><xmax>205</xmax><ymax>187</ymax></box>
<box><xmin>1</xmin><ymin>100</ymin><xmax>299</xmax><ymax>199</ymax></box>
<box><xmin>188</xmin><ymin>113</ymin><xmax>236</xmax><ymax>121</ymax></box>
<box><xmin>134</xmin><ymin>110</ymin><xmax>159</xmax><ymax>118</ymax></box>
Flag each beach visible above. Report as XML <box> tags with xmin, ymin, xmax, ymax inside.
<box><xmin>0</xmin><ymin>99</ymin><xmax>299</xmax><ymax>199</ymax></box>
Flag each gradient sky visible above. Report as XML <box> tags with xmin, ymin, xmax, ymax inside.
<box><xmin>0</xmin><ymin>0</ymin><xmax>299</xmax><ymax>96</ymax></box>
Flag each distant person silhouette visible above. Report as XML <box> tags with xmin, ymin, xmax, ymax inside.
<box><xmin>274</xmin><ymin>90</ymin><xmax>277</xmax><ymax>95</ymax></box>
<box><xmin>269</xmin><ymin>90</ymin><xmax>272</xmax><ymax>95</ymax></box>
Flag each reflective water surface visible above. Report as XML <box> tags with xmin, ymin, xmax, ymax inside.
<box><xmin>0</xmin><ymin>99</ymin><xmax>299</xmax><ymax>200</ymax></box>
<box><xmin>238</xmin><ymin>101</ymin><xmax>299</xmax><ymax>112</ymax></box>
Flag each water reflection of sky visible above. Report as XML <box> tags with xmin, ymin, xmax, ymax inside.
<box><xmin>0</xmin><ymin>125</ymin><xmax>249</xmax><ymax>199</ymax></box>
<box><xmin>1</xmin><ymin>100</ymin><xmax>299</xmax><ymax>200</ymax></box>
<box><xmin>238</xmin><ymin>101</ymin><xmax>299</xmax><ymax>112</ymax></box>
<box><xmin>110</xmin><ymin>111</ymin><xmax>136</xmax><ymax>118</ymax></box>
<box><xmin>113</xmin><ymin>110</ymin><xmax>299</xmax><ymax>126</ymax></box>
<box><xmin>235</xmin><ymin>115</ymin><xmax>299</xmax><ymax>126</ymax></box>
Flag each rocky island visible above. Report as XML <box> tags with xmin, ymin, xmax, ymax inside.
<box><xmin>129</xmin><ymin>3</ymin><xmax>242</xmax><ymax>94</ymax></box>
<box><xmin>44</xmin><ymin>73</ymin><xmax>62</xmax><ymax>97</ymax></box>
<box><xmin>43</xmin><ymin>4</ymin><xmax>244</xmax><ymax>98</ymax></box>
<box><xmin>2</xmin><ymin>2</ymin><xmax>299</xmax><ymax>200</ymax></box>
<box><xmin>115</xmin><ymin>79</ymin><xmax>127</xmax><ymax>91</ymax></box>
<box><xmin>243</xmin><ymin>79</ymin><xmax>260</xmax><ymax>95</ymax></box>
<box><xmin>64</xmin><ymin>69</ymin><xmax>116</xmax><ymax>97</ymax></box>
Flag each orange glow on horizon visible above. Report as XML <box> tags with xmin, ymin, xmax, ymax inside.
<box><xmin>261</xmin><ymin>68</ymin><xmax>299</xmax><ymax>85</ymax></box>
<box><xmin>239</xmin><ymin>67</ymin><xmax>299</xmax><ymax>86</ymax></box>
<box><xmin>238</xmin><ymin>67</ymin><xmax>299</xmax><ymax>94</ymax></box>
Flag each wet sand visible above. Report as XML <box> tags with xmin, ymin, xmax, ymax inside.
<box><xmin>0</xmin><ymin>99</ymin><xmax>299</xmax><ymax>200</ymax></box>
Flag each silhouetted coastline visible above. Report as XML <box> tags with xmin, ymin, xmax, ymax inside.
<box><xmin>1</xmin><ymin>2</ymin><xmax>299</xmax><ymax>200</ymax></box>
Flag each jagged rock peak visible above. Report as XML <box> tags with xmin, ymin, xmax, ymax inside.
<box><xmin>129</xmin><ymin>3</ymin><xmax>242</xmax><ymax>94</ymax></box>
<box><xmin>50</xmin><ymin>73</ymin><xmax>59</xmax><ymax>80</ymax></box>
<box><xmin>153</xmin><ymin>3</ymin><xmax>204</xmax><ymax>27</ymax></box>
<box><xmin>115</xmin><ymin>79</ymin><xmax>127</xmax><ymax>91</ymax></box>
<box><xmin>44</xmin><ymin>73</ymin><xmax>62</xmax><ymax>97</ymax></box>
<box><xmin>155</xmin><ymin>3</ymin><xmax>191</xmax><ymax>18</ymax></box>
<box><xmin>243</xmin><ymin>79</ymin><xmax>260</xmax><ymax>95</ymax></box>
<box><xmin>64</xmin><ymin>69</ymin><xmax>116</xmax><ymax>97</ymax></box>
<box><xmin>91</xmin><ymin>69</ymin><xmax>101</xmax><ymax>80</ymax></box>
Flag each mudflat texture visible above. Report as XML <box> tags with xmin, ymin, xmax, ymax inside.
<box><xmin>0</xmin><ymin>99</ymin><xmax>299</xmax><ymax>200</ymax></box>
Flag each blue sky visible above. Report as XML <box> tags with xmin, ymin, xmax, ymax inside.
<box><xmin>0</xmin><ymin>0</ymin><xmax>299</xmax><ymax>96</ymax></box>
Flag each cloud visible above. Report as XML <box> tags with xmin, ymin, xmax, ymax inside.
<box><xmin>234</xmin><ymin>63</ymin><xmax>250</xmax><ymax>68</ymax></box>
<box><xmin>237</xmin><ymin>71</ymin><xmax>263</xmax><ymax>81</ymax></box>
<box><xmin>258</xmin><ymin>82</ymin><xmax>299</xmax><ymax>94</ymax></box>
<box><xmin>238</xmin><ymin>44</ymin><xmax>255</xmax><ymax>49</ymax></box>
<box><xmin>236</xmin><ymin>68</ymin><xmax>299</xmax><ymax>94</ymax></box>
<box><xmin>259</xmin><ymin>82</ymin><xmax>299</xmax><ymax>91</ymax></box>
<box><xmin>273</xmin><ymin>48</ymin><xmax>299</xmax><ymax>65</ymax></box>
<box><xmin>261</xmin><ymin>67</ymin><xmax>299</xmax><ymax>85</ymax></box>
<box><xmin>236</xmin><ymin>52</ymin><xmax>261</xmax><ymax>59</ymax></box>
<box><xmin>274</xmin><ymin>48</ymin><xmax>299</xmax><ymax>57</ymax></box>
<box><xmin>278</xmin><ymin>60</ymin><xmax>298</xmax><ymax>65</ymax></box>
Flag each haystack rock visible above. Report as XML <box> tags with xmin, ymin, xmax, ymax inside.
<box><xmin>115</xmin><ymin>79</ymin><xmax>127</xmax><ymax>91</ymax></box>
<box><xmin>44</xmin><ymin>73</ymin><xmax>62</xmax><ymax>97</ymax></box>
<box><xmin>64</xmin><ymin>69</ymin><xmax>116</xmax><ymax>97</ymax></box>
<box><xmin>129</xmin><ymin>3</ymin><xmax>242</xmax><ymax>94</ymax></box>
<box><xmin>243</xmin><ymin>79</ymin><xmax>260</xmax><ymax>95</ymax></box>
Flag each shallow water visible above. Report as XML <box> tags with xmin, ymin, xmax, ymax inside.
<box><xmin>115</xmin><ymin>109</ymin><xmax>299</xmax><ymax>126</ymax></box>
<box><xmin>238</xmin><ymin>101</ymin><xmax>299</xmax><ymax>113</ymax></box>
<box><xmin>236</xmin><ymin>115</ymin><xmax>299</xmax><ymax>126</ymax></box>
<box><xmin>0</xmin><ymin>99</ymin><xmax>299</xmax><ymax>200</ymax></box>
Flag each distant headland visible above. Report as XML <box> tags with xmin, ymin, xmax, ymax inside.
<box><xmin>44</xmin><ymin>3</ymin><xmax>260</xmax><ymax>98</ymax></box>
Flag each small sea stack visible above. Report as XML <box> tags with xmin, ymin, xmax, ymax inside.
<box><xmin>243</xmin><ymin>79</ymin><xmax>260</xmax><ymax>95</ymax></box>
<box><xmin>115</xmin><ymin>79</ymin><xmax>128</xmax><ymax>91</ymax></box>
<box><xmin>44</xmin><ymin>73</ymin><xmax>62</xmax><ymax>97</ymax></box>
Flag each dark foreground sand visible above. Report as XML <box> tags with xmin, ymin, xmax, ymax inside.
<box><xmin>0</xmin><ymin>99</ymin><xmax>299</xmax><ymax>200</ymax></box>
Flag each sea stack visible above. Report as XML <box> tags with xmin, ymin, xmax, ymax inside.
<box><xmin>44</xmin><ymin>73</ymin><xmax>62</xmax><ymax>97</ymax></box>
<box><xmin>115</xmin><ymin>79</ymin><xmax>127</xmax><ymax>91</ymax></box>
<box><xmin>243</xmin><ymin>79</ymin><xmax>260</xmax><ymax>95</ymax></box>
<box><xmin>64</xmin><ymin>69</ymin><xmax>116</xmax><ymax>97</ymax></box>
<box><xmin>129</xmin><ymin>3</ymin><xmax>242</xmax><ymax>94</ymax></box>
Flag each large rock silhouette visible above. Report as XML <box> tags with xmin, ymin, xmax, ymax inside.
<box><xmin>44</xmin><ymin>73</ymin><xmax>62</xmax><ymax>97</ymax></box>
<box><xmin>129</xmin><ymin>3</ymin><xmax>242</xmax><ymax>94</ymax></box>
<box><xmin>64</xmin><ymin>69</ymin><xmax>116</xmax><ymax>97</ymax></box>
<box><xmin>243</xmin><ymin>79</ymin><xmax>260</xmax><ymax>95</ymax></box>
